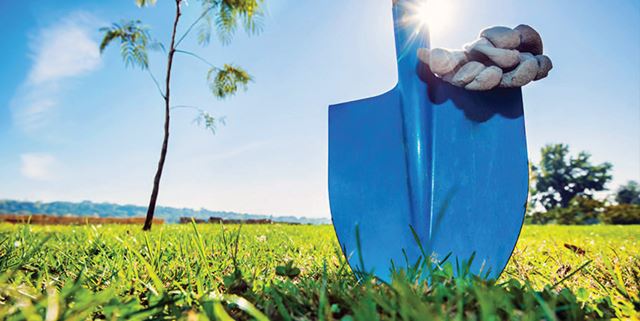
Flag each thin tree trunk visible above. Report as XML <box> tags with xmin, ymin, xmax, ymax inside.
<box><xmin>143</xmin><ymin>0</ymin><xmax>182</xmax><ymax>231</ymax></box>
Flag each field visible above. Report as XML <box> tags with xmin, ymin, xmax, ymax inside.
<box><xmin>0</xmin><ymin>224</ymin><xmax>638</xmax><ymax>320</ymax></box>
<box><xmin>0</xmin><ymin>214</ymin><xmax>164</xmax><ymax>226</ymax></box>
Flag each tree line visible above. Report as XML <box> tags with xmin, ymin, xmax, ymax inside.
<box><xmin>0</xmin><ymin>200</ymin><xmax>330</xmax><ymax>225</ymax></box>
<box><xmin>527</xmin><ymin>143</ymin><xmax>640</xmax><ymax>225</ymax></box>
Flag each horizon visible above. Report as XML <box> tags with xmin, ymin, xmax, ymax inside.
<box><xmin>1</xmin><ymin>0</ymin><xmax>639</xmax><ymax>219</ymax></box>
<box><xmin>0</xmin><ymin>198</ymin><xmax>310</xmax><ymax>219</ymax></box>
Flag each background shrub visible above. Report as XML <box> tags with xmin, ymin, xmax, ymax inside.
<box><xmin>599</xmin><ymin>204</ymin><xmax>640</xmax><ymax>224</ymax></box>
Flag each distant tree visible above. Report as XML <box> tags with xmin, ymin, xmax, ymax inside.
<box><xmin>530</xmin><ymin>144</ymin><xmax>612</xmax><ymax>211</ymax></box>
<box><xmin>615</xmin><ymin>180</ymin><xmax>640</xmax><ymax>205</ymax></box>
<box><xmin>100</xmin><ymin>0</ymin><xmax>263</xmax><ymax>230</ymax></box>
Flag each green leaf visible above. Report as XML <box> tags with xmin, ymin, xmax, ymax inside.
<box><xmin>275</xmin><ymin>266</ymin><xmax>286</xmax><ymax>276</ymax></box>
<box><xmin>197</xmin><ymin>0</ymin><xmax>264</xmax><ymax>45</ymax></box>
<box><xmin>135</xmin><ymin>0</ymin><xmax>157</xmax><ymax>7</ymax></box>
<box><xmin>207</xmin><ymin>64</ymin><xmax>252</xmax><ymax>99</ymax></box>
<box><xmin>275</xmin><ymin>260</ymin><xmax>300</xmax><ymax>278</ymax></box>
<box><xmin>99</xmin><ymin>20</ymin><xmax>162</xmax><ymax>70</ymax></box>
<box><xmin>202</xmin><ymin>299</ymin><xmax>235</xmax><ymax>321</ymax></box>
<box><xmin>221</xmin><ymin>294</ymin><xmax>269</xmax><ymax>321</ymax></box>
<box><xmin>194</xmin><ymin>111</ymin><xmax>226</xmax><ymax>134</ymax></box>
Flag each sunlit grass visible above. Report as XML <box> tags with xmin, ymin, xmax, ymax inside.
<box><xmin>0</xmin><ymin>223</ymin><xmax>638</xmax><ymax>320</ymax></box>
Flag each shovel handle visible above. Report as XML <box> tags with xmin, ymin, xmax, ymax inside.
<box><xmin>391</xmin><ymin>0</ymin><xmax>433</xmax><ymax>243</ymax></box>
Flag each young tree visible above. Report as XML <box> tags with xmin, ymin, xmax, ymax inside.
<box><xmin>100</xmin><ymin>0</ymin><xmax>262</xmax><ymax>230</ymax></box>
<box><xmin>530</xmin><ymin>143</ymin><xmax>612</xmax><ymax>211</ymax></box>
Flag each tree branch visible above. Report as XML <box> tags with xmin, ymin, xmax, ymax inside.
<box><xmin>174</xmin><ymin>49</ymin><xmax>215</xmax><ymax>67</ymax></box>
<box><xmin>174</xmin><ymin>5</ymin><xmax>216</xmax><ymax>48</ymax></box>
<box><xmin>171</xmin><ymin>105</ymin><xmax>225</xmax><ymax>134</ymax></box>
<box><xmin>147</xmin><ymin>69</ymin><xmax>166</xmax><ymax>98</ymax></box>
<box><xmin>170</xmin><ymin>105</ymin><xmax>203</xmax><ymax>111</ymax></box>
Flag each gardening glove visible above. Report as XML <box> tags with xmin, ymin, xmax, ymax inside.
<box><xmin>417</xmin><ymin>25</ymin><xmax>553</xmax><ymax>91</ymax></box>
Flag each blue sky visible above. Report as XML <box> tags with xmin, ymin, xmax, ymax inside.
<box><xmin>0</xmin><ymin>0</ymin><xmax>638</xmax><ymax>218</ymax></box>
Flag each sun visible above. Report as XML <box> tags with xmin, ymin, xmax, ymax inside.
<box><xmin>401</xmin><ymin>0</ymin><xmax>456</xmax><ymax>39</ymax></box>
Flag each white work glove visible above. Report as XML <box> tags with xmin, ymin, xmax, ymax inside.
<box><xmin>417</xmin><ymin>25</ymin><xmax>553</xmax><ymax>91</ymax></box>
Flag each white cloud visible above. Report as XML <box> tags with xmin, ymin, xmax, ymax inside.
<box><xmin>20</xmin><ymin>153</ymin><xmax>56</xmax><ymax>181</ymax></box>
<box><xmin>11</xmin><ymin>83</ymin><xmax>60</xmax><ymax>132</ymax></box>
<box><xmin>27</xmin><ymin>14</ymin><xmax>101</xmax><ymax>85</ymax></box>
<box><xmin>11</xmin><ymin>11</ymin><xmax>102</xmax><ymax>132</ymax></box>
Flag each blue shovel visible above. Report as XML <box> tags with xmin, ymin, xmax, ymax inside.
<box><xmin>328</xmin><ymin>1</ymin><xmax>529</xmax><ymax>282</ymax></box>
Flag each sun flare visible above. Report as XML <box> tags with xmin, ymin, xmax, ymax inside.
<box><xmin>402</xmin><ymin>0</ymin><xmax>456</xmax><ymax>38</ymax></box>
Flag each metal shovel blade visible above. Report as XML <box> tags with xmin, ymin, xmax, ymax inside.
<box><xmin>328</xmin><ymin>1</ymin><xmax>529</xmax><ymax>282</ymax></box>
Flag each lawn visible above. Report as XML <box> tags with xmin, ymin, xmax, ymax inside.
<box><xmin>0</xmin><ymin>223</ymin><xmax>638</xmax><ymax>320</ymax></box>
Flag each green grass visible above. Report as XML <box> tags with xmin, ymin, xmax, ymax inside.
<box><xmin>0</xmin><ymin>223</ymin><xmax>638</xmax><ymax>320</ymax></box>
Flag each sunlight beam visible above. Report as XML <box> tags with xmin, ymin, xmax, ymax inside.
<box><xmin>400</xmin><ymin>0</ymin><xmax>456</xmax><ymax>39</ymax></box>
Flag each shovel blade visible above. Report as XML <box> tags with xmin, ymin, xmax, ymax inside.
<box><xmin>426</xmin><ymin>76</ymin><xmax>529</xmax><ymax>279</ymax></box>
<box><xmin>328</xmin><ymin>75</ymin><xmax>529</xmax><ymax>282</ymax></box>
<box><xmin>329</xmin><ymin>87</ymin><xmax>419</xmax><ymax>281</ymax></box>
